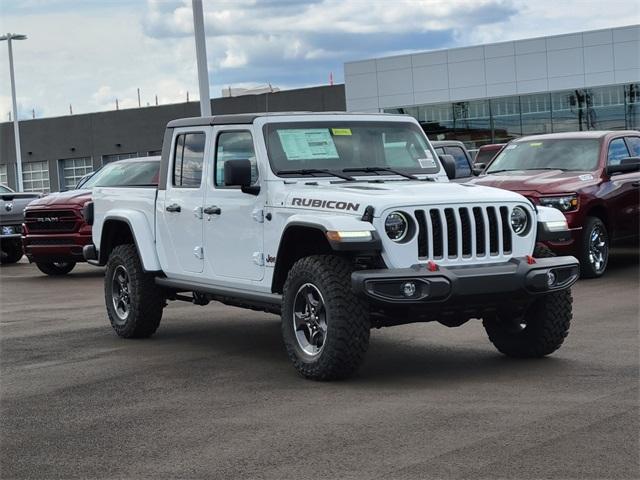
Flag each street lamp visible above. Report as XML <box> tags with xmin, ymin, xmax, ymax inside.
<box><xmin>0</xmin><ymin>33</ymin><xmax>27</xmax><ymax>192</ymax></box>
<box><xmin>191</xmin><ymin>0</ymin><xmax>211</xmax><ymax>117</ymax></box>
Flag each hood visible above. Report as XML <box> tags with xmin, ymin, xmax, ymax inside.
<box><xmin>276</xmin><ymin>180</ymin><xmax>527</xmax><ymax>216</ymax></box>
<box><xmin>469</xmin><ymin>169</ymin><xmax>600</xmax><ymax>195</ymax></box>
<box><xmin>26</xmin><ymin>189</ymin><xmax>92</xmax><ymax>208</ymax></box>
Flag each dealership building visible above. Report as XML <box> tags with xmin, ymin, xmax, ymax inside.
<box><xmin>1</xmin><ymin>25</ymin><xmax>638</xmax><ymax>193</ymax></box>
<box><xmin>344</xmin><ymin>25</ymin><xmax>639</xmax><ymax>146</ymax></box>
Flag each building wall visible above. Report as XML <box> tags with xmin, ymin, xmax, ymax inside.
<box><xmin>0</xmin><ymin>84</ymin><xmax>345</xmax><ymax>191</ymax></box>
<box><xmin>344</xmin><ymin>25</ymin><xmax>640</xmax><ymax>112</ymax></box>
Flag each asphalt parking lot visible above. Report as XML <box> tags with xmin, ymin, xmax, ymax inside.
<box><xmin>1</xmin><ymin>251</ymin><xmax>638</xmax><ymax>480</ymax></box>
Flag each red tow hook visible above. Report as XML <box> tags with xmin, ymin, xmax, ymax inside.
<box><xmin>427</xmin><ymin>260</ymin><xmax>439</xmax><ymax>272</ymax></box>
<box><xmin>526</xmin><ymin>255</ymin><xmax>536</xmax><ymax>265</ymax></box>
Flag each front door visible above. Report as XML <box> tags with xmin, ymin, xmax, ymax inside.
<box><xmin>157</xmin><ymin>129</ymin><xmax>208</xmax><ymax>274</ymax></box>
<box><xmin>606</xmin><ymin>137</ymin><xmax>640</xmax><ymax>240</ymax></box>
<box><xmin>203</xmin><ymin>127</ymin><xmax>264</xmax><ymax>281</ymax></box>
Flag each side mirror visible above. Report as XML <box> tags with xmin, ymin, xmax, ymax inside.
<box><xmin>224</xmin><ymin>159</ymin><xmax>260</xmax><ymax>195</ymax></box>
<box><xmin>606</xmin><ymin>157</ymin><xmax>640</xmax><ymax>176</ymax></box>
<box><xmin>472</xmin><ymin>162</ymin><xmax>486</xmax><ymax>176</ymax></box>
<box><xmin>438</xmin><ymin>154</ymin><xmax>457</xmax><ymax>180</ymax></box>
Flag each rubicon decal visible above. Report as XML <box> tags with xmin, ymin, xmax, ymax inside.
<box><xmin>291</xmin><ymin>197</ymin><xmax>360</xmax><ymax>212</ymax></box>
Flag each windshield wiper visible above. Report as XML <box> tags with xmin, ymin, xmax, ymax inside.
<box><xmin>342</xmin><ymin>167</ymin><xmax>420</xmax><ymax>180</ymax></box>
<box><xmin>276</xmin><ymin>168</ymin><xmax>355</xmax><ymax>181</ymax></box>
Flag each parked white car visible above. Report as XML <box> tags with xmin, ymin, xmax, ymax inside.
<box><xmin>85</xmin><ymin>112</ymin><xmax>579</xmax><ymax>380</ymax></box>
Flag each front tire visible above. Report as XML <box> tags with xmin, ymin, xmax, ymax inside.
<box><xmin>281</xmin><ymin>255</ymin><xmax>370</xmax><ymax>380</ymax></box>
<box><xmin>105</xmin><ymin>244</ymin><xmax>164</xmax><ymax>338</ymax></box>
<box><xmin>36</xmin><ymin>261</ymin><xmax>76</xmax><ymax>275</ymax></box>
<box><xmin>578</xmin><ymin>216</ymin><xmax>608</xmax><ymax>278</ymax></box>
<box><xmin>483</xmin><ymin>290</ymin><xmax>572</xmax><ymax>358</ymax></box>
<box><xmin>1</xmin><ymin>240</ymin><xmax>23</xmax><ymax>264</ymax></box>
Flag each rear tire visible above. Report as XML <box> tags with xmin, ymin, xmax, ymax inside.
<box><xmin>1</xmin><ymin>241</ymin><xmax>23</xmax><ymax>264</ymax></box>
<box><xmin>281</xmin><ymin>255</ymin><xmax>370</xmax><ymax>380</ymax></box>
<box><xmin>105</xmin><ymin>244</ymin><xmax>164</xmax><ymax>338</ymax></box>
<box><xmin>578</xmin><ymin>216</ymin><xmax>608</xmax><ymax>278</ymax></box>
<box><xmin>36</xmin><ymin>261</ymin><xmax>76</xmax><ymax>275</ymax></box>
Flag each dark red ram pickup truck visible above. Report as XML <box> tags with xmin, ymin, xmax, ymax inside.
<box><xmin>22</xmin><ymin>157</ymin><xmax>160</xmax><ymax>275</ymax></box>
<box><xmin>471</xmin><ymin>131</ymin><xmax>640</xmax><ymax>277</ymax></box>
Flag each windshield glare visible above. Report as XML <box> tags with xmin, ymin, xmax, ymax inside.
<box><xmin>264</xmin><ymin>122</ymin><xmax>439</xmax><ymax>176</ymax></box>
<box><xmin>82</xmin><ymin>161</ymin><xmax>160</xmax><ymax>188</ymax></box>
<box><xmin>487</xmin><ymin>139</ymin><xmax>600</xmax><ymax>173</ymax></box>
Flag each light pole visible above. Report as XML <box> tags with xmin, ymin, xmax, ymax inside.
<box><xmin>1</xmin><ymin>33</ymin><xmax>27</xmax><ymax>192</ymax></box>
<box><xmin>192</xmin><ymin>0</ymin><xmax>211</xmax><ymax>117</ymax></box>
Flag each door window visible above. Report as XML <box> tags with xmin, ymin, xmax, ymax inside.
<box><xmin>173</xmin><ymin>133</ymin><xmax>205</xmax><ymax>188</ymax></box>
<box><xmin>625</xmin><ymin>137</ymin><xmax>640</xmax><ymax>157</ymax></box>
<box><xmin>215</xmin><ymin>131</ymin><xmax>258</xmax><ymax>187</ymax></box>
<box><xmin>607</xmin><ymin>138</ymin><xmax>630</xmax><ymax>166</ymax></box>
<box><xmin>445</xmin><ymin>146</ymin><xmax>472</xmax><ymax>177</ymax></box>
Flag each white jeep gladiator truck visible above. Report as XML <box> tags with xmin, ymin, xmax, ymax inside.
<box><xmin>85</xmin><ymin>112</ymin><xmax>579</xmax><ymax>380</ymax></box>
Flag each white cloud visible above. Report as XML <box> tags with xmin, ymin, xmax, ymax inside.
<box><xmin>0</xmin><ymin>0</ymin><xmax>637</xmax><ymax>119</ymax></box>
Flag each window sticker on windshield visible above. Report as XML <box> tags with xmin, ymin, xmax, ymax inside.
<box><xmin>418</xmin><ymin>158</ymin><xmax>436</xmax><ymax>168</ymax></box>
<box><xmin>506</xmin><ymin>144</ymin><xmax>518</xmax><ymax>150</ymax></box>
<box><xmin>529</xmin><ymin>142</ymin><xmax>543</xmax><ymax>147</ymax></box>
<box><xmin>579</xmin><ymin>174</ymin><xmax>594</xmax><ymax>181</ymax></box>
<box><xmin>277</xmin><ymin>129</ymin><xmax>339</xmax><ymax>160</ymax></box>
<box><xmin>331</xmin><ymin>128</ymin><xmax>352</xmax><ymax>136</ymax></box>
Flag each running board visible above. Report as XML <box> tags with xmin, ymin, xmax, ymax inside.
<box><xmin>155</xmin><ymin>277</ymin><xmax>282</xmax><ymax>307</ymax></box>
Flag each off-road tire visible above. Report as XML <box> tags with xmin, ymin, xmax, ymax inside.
<box><xmin>1</xmin><ymin>241</ymin><xmax>23</xmax><ymax>264</ymax></box>
<box><xmin>281</xmin><ymin>255</ymin><xmax>370</xmax><ymax>380</ymax></box>
<box><xmin>483</xmin><ymin>289</ymin><xmax>572</xmax><ymax>358</ymax></box>
<box><xmin>36</xmin><ymin>261</ymin><xmax>76</xmax><ymax>275</ymax></box>
<box><xmin>105</xmin><ymin>244</ymin><xmax>163</xmax><ymax>338</ymax></box>
<box><xmin>578</xmin><ymin>216</ymin><xmax>608</xmax><ymax>279</ymax></box>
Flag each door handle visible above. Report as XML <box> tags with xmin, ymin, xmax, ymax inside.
<box><xmin>632</xmin><ymin>181</ymin><xmax>640</xmax><ymax>187</ymax></box>
<box><xmin>203</xmin><ymin>206</ymin><xmax>221</xmax><ymax>215</ymax></box>
<box><xmin>166</xmin><ymin>203</ymin><xmax>181</xmax><ymax>213</ymax></box>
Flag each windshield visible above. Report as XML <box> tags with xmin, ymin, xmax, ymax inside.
<box><xmin>82</xmin><ymin>160</ymin><xmax>160</xmax><ymax>188</ymax></box>
<box><xmin>487</xmin><ymin>139</ymin><xmax>600</xmax><ymax>173</ymax></box>
<box><xmin>264</xmin><ymin>121</ymin><xmax>439</xmax><ymax>177</ymax></box>
<box><xmin>0</xmin><ymin>185</ymin><xmax>12</xmax><ymax>193</ymax></box>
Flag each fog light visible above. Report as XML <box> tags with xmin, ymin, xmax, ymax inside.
<box><xmin>401</xmin><ymin>282</ymin><xmax>416</xmax><ymax>297</ymax></box>
<box><xmin>547</xmin><ymin>270</ymin><xmax>557</xmax><ymax>287</ymax></box>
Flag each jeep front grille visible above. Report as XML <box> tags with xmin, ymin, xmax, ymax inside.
<box><xmin>414</xmin><ymin>206</ymin><xmax>512</xmax><ymax>260</ymax></box>
<box><xmin>25</xmin><ymin>209</ymin><xmax>79</xmax><ymax>233</ymax></box>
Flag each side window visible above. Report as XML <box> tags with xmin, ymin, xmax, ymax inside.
<box><xmin>445</xmin><ymin>146</ymin><xmax>472</xmax><ymax>177</ymax></box>
<box><xmin>215</xmin><ymin>131</ymin><xmax>258</xmax><ymax>187</ymax></box>
<box><xmin>607</xmin><ymin>138</ymin><xmax>630</xmax><ymax>166</ymax></box>
<box><xmin>173</xmin><ymin>133</ymin><xmax>205</xmax><ymax>188</ymax></box>
<box><xmin>625</xmin><ymin>137</ymin><xmax>640</xmax><ymax>157</ymax></box>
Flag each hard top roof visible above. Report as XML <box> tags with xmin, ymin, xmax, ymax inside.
<box><xmin>166</xmin><ymin>111</ymin><xmax>409</xmax><ymax>128</ymax></box>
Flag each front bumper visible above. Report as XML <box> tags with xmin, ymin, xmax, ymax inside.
<box><xmin>352</xmin><ymin>256</ymin><xmax>579</xmax><ymax>305</ymax></box>
<box><xmin>22</xmin><ymin>232</ymin><xmax>92</xmax><ymax>263</ymax></box>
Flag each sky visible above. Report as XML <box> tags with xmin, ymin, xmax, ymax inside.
<box><xmin>0</xmin><ymin>0</ymin><xmax>638</xmax><ymax>120</ymax></box>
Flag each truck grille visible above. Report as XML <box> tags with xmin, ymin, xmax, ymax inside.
<box><xmin>24</xmin><ymin>209</ymin><xmax>79</xmax><ymax>233</ymax></box>
<box><xmin>414</xmin><ymin>206</ymin><xmax>512</xmax><ymax>260</ymax></box>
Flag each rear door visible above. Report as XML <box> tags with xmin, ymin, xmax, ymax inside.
<box><xmin>156</xmin><ymin>128</ymin><xmax>208</xmax><ymax>274</ymax></box>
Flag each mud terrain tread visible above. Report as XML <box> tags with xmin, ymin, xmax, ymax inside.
<box><xmin>105</xmin><ymin>244</ymin><xmax>163</xmax><ymax>338</ymax></box>
<box><xmin>282</xmin><ymin>255</ymin><xmax>370</xmax><ymax>380</ymax></box>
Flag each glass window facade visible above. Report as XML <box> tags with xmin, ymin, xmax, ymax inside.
<box><xmin>385</xmin><ymin>83</ymin><xmax>639</xmax><ymax>148</ymax></box>
<box><xmin>22</xmin><ymin>161</ymin><xmax>50</xmax><ymax>193</ymax></box>
<box><xmin>0</xmin><ymin>164</ymin><xmax>8</xmax><ymax>186</ymax></box>
<box><xmin>59</xmin><ymin>157</ymin><xmax>94</xmax><ymax>191</ymax></box>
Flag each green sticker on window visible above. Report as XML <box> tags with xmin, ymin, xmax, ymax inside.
<box><xmin>331</xmin><ymin>128</ymin><xmax>352</xmax><ymax>136</ymax></box>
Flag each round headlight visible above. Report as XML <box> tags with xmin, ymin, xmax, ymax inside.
<box><xmin>510</xmin><ymin>206</ymin><xmax>529</xmax><ymax>235</ymax></box>
<box><xmin>385</xmin><ymin>211</ymin><xmax>409</xmax><ymax>242</ymax></box>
